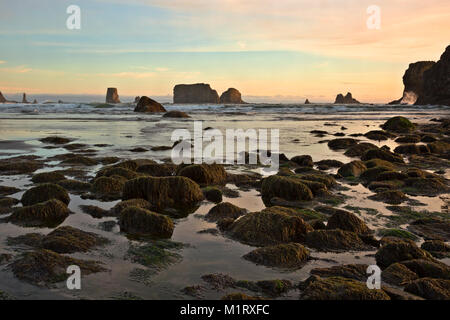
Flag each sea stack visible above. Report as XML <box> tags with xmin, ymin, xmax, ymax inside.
<box><xmin>389</xmin><ymin>61</ymin><xmax>435</xmax><ymax>105</ymax></box>
<box><xmin>334</xmin><ymin>92</ymin><xmax>360</xmax><ymax>104</ymax></box>
<box><xmin>219</xmin><ymin>88</ymin><xmax>245</xmax><ymax>104</ymax></box>
<box><xmin>305</xmin><ymin>99</ymin><xmax>311</xmax><ymax>104</ymax></box>
<box><xmin>0</xmin><ymin>91</ymin><xmax>6</xmax><ymax>103</ymax></box>
<box><xmin>134</xmin><ymin>96</ymin><xmax>167</xmax><ymax>113</ymax></box>
<box><xmin>415</xmin><ymin>45</ymin><xmax>450</xmax><ymax>106</ymax></box>
<box><xmin>106</xmin><ymin>88</ymin><xmax>121</xmax><ymax>104</ymax></box>
<box><xmin>173</xmin><ymin>83</ymin><xmax>219</xmax><ymax>104</ymax></box>
<box><xmin>22</xmin><ymin>93</ymin><xmax>29</xmax><ymax>103</ymax></box>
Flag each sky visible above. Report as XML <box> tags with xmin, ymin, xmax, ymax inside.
<box><xmin>0</xmin><ymin>0</ymin><xmax>449</xmax><ymax>103</ymax></box>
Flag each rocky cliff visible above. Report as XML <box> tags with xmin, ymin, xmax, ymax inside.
<box><xmin>134</xmin><ymin>96</ymin><xmax>167</xmax><ymax>113</ymax></box>
<box><xmin>106</xmin><ymin>88</ymin><xmax>121</xmax><ymax>104</ymax></box>
<box><xmin>0</xmin><ymin>91</ymin><xmax>6</xmax><ymax>103</ymax></box>
<box><xmin>334</xmin><ymin>92</ymin><xmax>360</xmax><ymax>104</ymax></box>
<box><xmin>173</xmin><ymin>83</ymin><xmax>219</xmax><ymax>104</ymax></box>
<box><xmin>219</xmin><ymin>88</ymin><xmax>245</xmax><ymax>104</ymax></box>
<box><xmin>415</xmin><ymin>45</ymin><xmax>450</xmax><ymax>106</ymax></box>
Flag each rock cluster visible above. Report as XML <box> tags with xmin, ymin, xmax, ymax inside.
<box><xmin>334</xmin><ymin>92</ymin><xmax>360</xmax><ymax>104</ymax></box>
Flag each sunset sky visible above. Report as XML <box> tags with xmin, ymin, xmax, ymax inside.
<box><xmin>0</xmin><ymin>0</ymin><xmax>449</xmax><ymax>103</ymax></box>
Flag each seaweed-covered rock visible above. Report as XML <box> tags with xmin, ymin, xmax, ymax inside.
<box><xmin>359</xmin><ymin>166</ymin><xmax>393</xmax><ymax>182</ymax></box>
<box><xmin>243</xmin><ymin>243</ymin><xmax>310</xmax><ymax>268</ymax></box>
<box><xmin>300</xmin><ymin>276</ymin><xmax>390</xmax><ymax>300</ymax></box>
<box><xmin>96</xmin><ymin>166</ymin><xmax>139</xmax><ymax>180</ymax></box>
<box><xmin>61</xmin><ymin>155</ymin><xmax>98</xmax><ymax>166</ymax></box>
<box><xmin>364</xmin><ymin>130</ymin><xmax>395</xmax><ymax>141</ymax></box>
<box><xmin>315</xmin><ymin>160</ymin><xmax>344</xmax><ymax>169</ymax></box>
<box><xmin>221</xmin><ymin>293</ymin><xmax>259</xmax><ymax>300</ymax></box>
<box><xmin>56</xmin><ymin>179</ymin><xmax>92</xmax><ymax>192</ymax></box>
<box><xmin>364</xmin><ymin>158</ymin><xmax>396</xmax><ymax>169</ymax></box>
<box><xmin>344</xmin><ymin>143</ymin><xmax>378</xmax><ymax>157</ymax></box>
<box><xmin>305</xmin><ymin>229</ymin><xmax>371</xmax><ymax>252</ymax></box>
<box><xmin>368</xmin><ymin>190</ymin><xmax>408</xmax><ymax>205</ymax></box>
<box><xmin>0</xmin><ymin>157</ymin><xmax>43</xmax><ymax>175</ymax></box>
<box><xmin>361</xmin><ymin>149</ymin><xmax>405</xmax><ymax>163</ymax></box>
<box><xmin>404</xmin><ymin>278</ymin><xmax>450</xmax><ymax>300</ymax></box>
<box><xmin>202</xmin><ymin>187</ymin><xmax>223</xmax><ymax>203</ymax></box>
<box><xmin>427</xmin><ymin>140</ymin><xmax>450</xmax><ymax>154</ymax></box>
<box><xmin>0</xmin><ymin>185</ymin><xmax>21</xmax><ymax>196</ymax></box>
<box><xmin>291</xmin><ymin>155</ymin><xmax>313</xmax><ymax>167</ymax></box>
<box><xmin>80</xmin><ymin>205</ymin><xmax>110</xmax><ymax>218</ymax></box>
<box><xmin>400</xmin><ymin>259</ymin><xmax>450</xmax><ymax>280</ymax></box>
<box><xmin>31</xmin><ymin>172</ymin><xmax>65</xmax><ymax>183</ymax></box>
<box><xmin>395</xmin><ymin>135</ymin><xmax>421</xmax><ymax>143</ymax></box>
<box><xmin>92</xmin><ymin>176</ymin><xmax>125</xmax><ymax>197</ymax></box>
<box><xmin>41</xmin><ymin>226</ymin><xmax>108</xmax><ymax>253</ymax></box>
<box><xmin>337</xmin><ymin>161</ymin><xmax>367</xmax><ymax>177</ymax></box>
<box><xmin>205</xmin><ymin>202</ymin><xmax>246</xmax><ymax>222</ymax></box>
<box><xmin>8</xmin><ymin>199</ymin><xmax>70</xmax><ymax>227</ymax></box>
<box><xmin>394</xmin><ymin>144</ymin><xmax>430</xmax><ymax>155</ymax></box>
<box><xmin>407</xmin><ymin>218</ymin><xmax>450</xmax><ymax>241</ymax></box>
<box><xmin>403</xmin><ymin>177</ymin><xmax>449</xmax><ymax>196</ymax></box>
<box><xmin>136</xmin><ymin>163</ymin><xmax>176</xmax><ymax>177</ymax></box>
<box><xmin>163</xmin><ymin>111</ymin><xmax>190</xmax><ymax>118</ymax></box>
<box><xmin>375</xmin><ymin>241</ymin><xmax>432</xmax><ymax>269</ymax></box>
<box><xmin>310</xmin><ymin>264</ymin><xmax>368</xmax><ymax>281</ymax></box>
<box><xmin>119</xmin><ymin>207</ymin><xmax>174</xmax><ymax>238</ymax></box>
<box><xmin>378</xmin><ymin>229</ymin><xmax>418</xmax><ymax>241</ymax></box>
<box><xmin>327</xmin><ymin>138</ymin><xmax>358</xmax><ymax>150</ymax></box>
<box><xmin>21</xmin><ymin>183</ymin><xmax>70</xmax><ymax>206</ymax></box>
<box><xmin>382</xmin><ymin>117</ymin><xmax>415</xmax><ymax>133</ymax></box>
<box><xmin>421</xmin><ymin>240</ymin><xmax>450</xmax><ymax>259</ymax></box>
<box><xmin>111</xmin><ymin>199</ymin><xmax>152</xmax><ymax>216</ymax></box>
<box><xmin>381</xmin><ymin>263</ymin><xmax>419</xmax><ymax>286</ymax></box>
<box><xmin>261</xmin><ymin>175</ymin><xmax>313</xmax><ymax>205</ymax></box>
<box><xmin>227</xmin><ymin>208</ymin><xmax>313</xmax><ymax>246</ymax></box>
<box><xmin>177</xmin><ymin>164</ymin><xmax>227</xmax><ymax>186</ymax></box>
<box><xmin>326</xmin><ymin>209</ymin><xmax>371</xmax><ymax>234</ymax></box>
<box><xmin>122</xmin><ymin>176</ymin><xmax>204</xmax><ymax>212</ymax></box>
<box><xmin>40</xmin><ymin>136</ymin><xmax>72</xmax><ymax>145</ymax></box>
<box><xmin>10</xmin><ymin>249</ymin><xmax>106</xmax><ymax>286</ymax></box>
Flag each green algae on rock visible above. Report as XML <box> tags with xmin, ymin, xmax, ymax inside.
<box><xmin>382</xmin><ymin>116</ymin><xmax>415</xmax><ymax>133</ymax></box>
<box><xmin>8</xmin><ymin>199</ymin><xmax>70</xmax><ymax>227</ymax></box>
<box><xmin>177</xmin><ymin>164</ymin><xmax>227</xmax><ymax>186</ymax></box>
<box><xmin>119</xmin><ymin>206</ymin><xmax>174</xmax><ymax>238</ymax></box>
<box><xmin>205</xmin><ymin>202</ymin><xmax>246</xmax><ymax>222</ymax></box>
<box><xmin>21</xmin><ymin>183</ymin><xmax>70</xmax><ymax>206</ymax></box>
<box><xmin>243</xmin><ymin>243</ymin><xmax>310</xmax><ymax>268</ymax></box>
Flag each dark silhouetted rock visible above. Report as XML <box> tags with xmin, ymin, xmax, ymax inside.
<box><xmin>305</xmin><ymin>99</ymin><xmax>311</xmax><ymax>104</ymax></box>
<box><xmin>0</xmin><ymin>91</ymin><xmax>6</xmax><ymax>103</ymax></box>
<box><xmin>22</xmin><ymin>93</ymin><xmax>29</xmax><ymax>103</ymax></box>
<box><xmin>134</xmin><ymin>96</ymin><xmax>167</xmax><ymax>113</ymax></box>
<box><xmin>219</xmin><ymin>88</ymin><xmax>245</xmax><ymax>104</ymax></box>
<box><xmin>174</xmin><ymin>83</ymin><xmax>219</xmax><ymax>104</ymax></box>
<box><xmin>163</xmin><ymin>111</ymin><xmax>190</xmax><ymax>118</ymax></box>
<box><xmin>416</xmin><ymin>45</ymin><xmax>450</xmax><ymax>106</ymax></box>
<box><xmin>105</xmin><ymin>88</ymin><xmax>120</xmax><ymax>103</ymax></box>
<box><xmin>334</xmin><ymin>92</ymin><xmax>360</xmax><ymax>104</ymax></box>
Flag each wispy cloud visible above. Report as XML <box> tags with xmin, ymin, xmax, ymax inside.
<box><xmin>0</xmin><ymin>65</ymin><xmax>32</xmax><ymax>73</ymax></box>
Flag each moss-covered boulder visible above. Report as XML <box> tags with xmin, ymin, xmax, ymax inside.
<box><xmin>344</xmin><ymin>143</ymin><xmax>378</xmax><ymax>157</ymax></box>
<box><xmin>364</xmin><ymin>158</ymin><xmax>396</xmax><ymax>169</ymax></box>
<box><xmin>0</xmin><ymin>157</ymin><xmax>43</xmax><ymax>175</ymax></box>
<box><xmin>92</xmin><ymin>176</ymin><xmax>125</xmax><ymax>198</ymax></box>
<box><xmin>421</xmin><ymin>240</ymin><xmax>450</xmax><ymax>259</ymax></box>
<box><xmin>310</xmin><ymin>264</ymin><xmax>368</xmax><ymax>281</ymax></box>
<box><xmin>300</xmin><ymin>276</ymin><xmax>390</xmax><ymax>300</ymax></box>
<box><xmin>403</xmin><ymin>177</ymin><xmax>449</xmax><ymax>196</ymax></box>
<box><xmin>205</xmin><ymin>202</ymin><xmax>246</xmax><ymax>222</ymax></box>
<box><xmin>407</xmin><ymin>218</ymin><xmax>450</xmax><ymax>241</ymax></box>
<box><xmin>375</xmin><ymin>241</ymin><xmax>432</xmax><ymax>269</ymax></box>
<box><xmin>427</xmin><ymin>140</ymin><xmax>450</xmax><ymax>154</ymax></box>
<box><xmin>291</xmin><ymin>155</ymin><xmax>313</xmax><ymax>167</ymax></box>
<box><xmin>10</xmin><ymin>249</ymin><xmax>106</xmax><ymax>286</ymax></box>
<box><xmin>326</xmin><ymin>209</ymin><xmax>371</xmax><ymax>234</ymax></box>
<box><xmin>361</xmin><ymin>149</ymin><xmax>404</xmax><ymax>163</ymax></box>
<box><xmin>404</xmin><ymin>278</ymin><xmax>450</xmax><ymax>300</ymax></box>
<box><xmin>56</xmin><ymin>179</ymin><xmax>92</xmax><ymax>192</ymax></box>
<box><xmin>61</xmin><ymin>155</ymin><xmax>98</xmax><ymax>166</ymax></box>
<box><xmin>364</xmin><ymin>130</ymin><xmax>396</xmax><ymax>141</ymax></box>
<box><xmin>0</xmin><ymin>185</ymin><xmax>21</xmax><ymax>196</ymax></box>
<box><xmin>96</xmin><ymin>166</ymin><xmax>139</xmax><ymax>180</ymax></box>
<box><xmin>359</xmin><ymin>166</ymin><xmax>393</xmax><ymax>183</ymax></box>
<box><xmin>122</xmin><ymin>176</ymin><xmax>204</xmax><ymax>212</ymax></box>
<box><xmin>243</xmin><ymin>243</ymin><xmax>310</xmax><ymax>268</ymax></box>
<box><xmin>394</xmin><ymin>144</ymin><xmax>430</xmax><ymax>155</ymax></box>
<box><xmin>382</xmin><ymin>116</ymin><xmax>415</xmax><ymax>133</ymax></box>
<box><xmin>21</xmin><ymin>183</ymin><xmax>70</xmax><ymax>206</ymax></box>
<box><xmin>119</xmin><ymin>206</ymin><xmax>174</xmax><ymax>238</ymax></box>
<box><xmin>328</xmin><ymin>138</ymin><xmax>358</xmax><ymax>150</ymax></box>
<box><xmin>202</xmin><ymin>187</ymin><xmax>223</xmax><ymax>203</ymax></box>
<box><xmin>400</xmin><ymin>259</ymin><xmax>450</xmax><ymax>280</ymax></box>
<box><xmin>111</xmin><ymin>199</ymin><xmax>152</xmax><ymax>216</ymax></box>
<box><xmin>177</xmin><ymin>164</ymin><xmax>227</xmax><ymax>186</ymax></box>
<box><xmin>227</xmin><ymin>207</ymin><xmax>313</xmax><ymax>246</ymax></box>
<box><xmin>8</xmin><ymin>199</ymin><xmax>70</xmax><ymax>227</ymax></box>
<box><xmin>337</xmin><ymin>161</ymin><xmax>367</xmax><ymax>177</ymax></box>
<box><xmin>381</xmin><ymin>263</ymin><xmax>418</xmax><ymax>286</ymax></box>
<box><xmin>305</xmin><ymin>229</ymin><xmax>370</xmax><ymax>252</ymax></box>
<box><xmin>136</xmin><ymin>163</ymin><xmax>176</xmax><ymax>177</ymax></box>
<box><xmin>378</xmin><ymin>229</ymin><xmax>418</xmax><ymax>241</ymax></box>
<box><xmin>41</xmin><ymin>226</ymin><xmax>108</xmax><ymax>253</ymax></box>
<box><xmin>368</xmin><ymin>190</ymin><xmax>408</xmax><ymax>205</ymax></box>
<box><xmin>31</xmin><ymin>172</ymin><xmax>65</xmax><ymax>183</ymax></box>
<box><xmin>0</xmin><ymin>197</ymin><xmax>19</xmax><ymax>214</ymax></box>
<box><xmin>261</xmin><ymin>175</ymin><xmax>313</xmax><ymax>205</ymax></box>
<box><xmin>395</xmin><ymin>135</ymin><xmax>421</xmax><ymax>143</ymax></box>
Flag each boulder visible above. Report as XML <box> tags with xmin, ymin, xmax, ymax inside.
<box><xmin>300</xmin><ymin>276</ymin><xmax>390</xmax><ymax>300</ymax></box>
<box><xmin>327</xmin><ymin>138</ymin><xmax>358</xmax><ymax>150</ymax></box>
<box><xmin>173</xmin><ymin>83</ymin><xmax>219</xmax><ymax>104</ymax></box>
<box><xmin>0</xmin><ymin>91</ymin><xmax>6</xmax><ymax>103</ymax></box>
<box><xmin>400</xmin><ymin>259</ymin><xmax>450</xmax><ymax>280</ymax></box>
<box><xmin>261</xmin><ymin>175</ymin><xmax>314</xmax><ymax>204</ymax></box>
<box><xmin>41</xmin><ymin>226</ymin><xmax>108</xmax><ymax>253</ymax></box>
<box><xmin>361</xmin><ymin>148</ymin><xmax>405</xmax><ymax>163</ymax></box>
<box><xmin>122</xmin><ymin>176</ymin><xmax>204</xmax><ymax>212</ymax></box>
<box><xmin>310</xmin><ymin>264</ymin><xmax>368</xmax><ymax>281</ymax></box>
<box><xmin>404</xmin><ymin>278</ymin><xmax>450</xmax><ymax>300</ymax></box>
<box><xmin>337</xmin><ymin>160</ymin><xmax>367</xmax><ymax>177</ymax></box>
<box><xmin>31</xmin><ymin>171</ymin><xmax>66</xmax><ymax>183</ymax></box>
<box><xmin>334</xmin><ymin>92</ymin><xmax>360</xmax><ymax>104</ymax></box>
<box><xmin>177</xmin><ymin>164</ymin><xmax>227</xmax><ymax>186</ymax></box>
<box><xmin>219</xmin><ymin>88</ymin><xmax>245</xmax><ymax>104</ymax></box>
<box><xmin>381</xmin><ymin>116</ymin><xmax>415</xmax><ymax>133</ymax></box>
<box><xmin>110</xmin><ymin>198</ymin><xmax>152</xmax><ymax>216</ymax></box>
<box><xmin>105</xmin><ymin>88</ymin><xmax>121</xmax><ymax>103</ymax></box>
<box><xmin>202</xmin><ymin>187</ymin><xmax>223</xmax><ymax>203</ymax></box>
<box><xmin>227</xmin><ymin>207</ymin><xmax>313</xmax><ymax>246</ymax></box>
<box><xmin>163</xmin><ymin>111</ymin><xmax>190</xmax><ymax>118</ymax></box>
<box><xmin>326</xmin><ymin>209</ymin><xmax>371</xmax><ymax>234</ymax></box>
<box><xmin>291</xmin><ymin>155</ymin><xmax>313</xmax><ymax>167</ymax></box>
<box><xmin>119</xmin><ymin>206</ymin><xmax>174</xmax><ymax>238</ymax></box>
<box><xmin>205</xmin><ymin>202</ymin><xmax>246</xmax><ymax>222</ymax></box>
<box><xmin>381</xmin><ymin>263</ymin><xmax>418</xmax><ymax>286</ymax></box>
<box><xmin>305</xmin><ymin>229</ymin><xmax>371</xmax><ymax>252</ymax></box>
<box><xmin>134</xmin><ymin>96</ymin><xmax>167</xmax><ymax>113</ymax></box>
<box><xmin>368</xmin><ymin>190</ymin><xmax>408</xmax><ymax>205</ymax></box>
<box><xmin>21</xmin><ymin>183</ymin><xmax>70</xmax><ymax>206</ymax></box>
<box><xmin>344</xmin><ymin>143</ymin><xmax>378</xmax><ymax>157</ymax></box>
<box><xmin>421</xmin><ymin>240</ymin><xmax>450</xmax><ymax>259</ymax></box>
<box><xmin>8</xmin><ymin>199</ymin><xmax>70</xmax><ymax>227</ymax></box>
<box><xmin>243</xmin><ymin>243</ymin><xmax>310</xmax><ymax>268</ymax></box>
<box><xmin>415</xmin><ymin>45</ymin><xmax>450</xmax><ymax>106</ymax></box>
<box><xmin>375</xmin><ymin>241</ymin><xmax>432</xmax><ymax>269</ymax></box>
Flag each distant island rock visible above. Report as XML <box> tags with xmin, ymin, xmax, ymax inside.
<box><xmin>415</xmin><ymin>45</ymin><xmax>450</xmax><ymax>106</ymax></box>
<box><xmin>0</xmin><ymin>91</ymin><xmax>6</xmax><ymax>103</ymax></box>
<box><xmin>219</xmin><ymin>88</ymin><xmax>245</xmax><ymax>104</ymax></box>
<box><xmin>334</xmin><ymin>92</ymin><xmax>360</xmax><ymax>104</ymax></box>
<box><xmin>389</xmin><ymin>61</ymin><xmax>435</xmax><ymax>105</ymax></box>
<box><xmin>134</xmin><ymin>96</ymin><xmax>167</xmax><ymax>113</ymax></box>
<box><xmin>305</xmin><ymin>99</ymin><xmax>311</xmax><ymax>104</ymax></box>
<box><xmin>173</xmin><ymin>83</ymin><xmax>219</xmax><ymax>104</ymax></box>
<box><xmin>134</xmin><ymin>96</ymin><xmax>140</xmax><ymax>103</ymax></box>
<box><xmin>106</xmin><ymin>88</ymin><xmax>121</xmax><ymax>104</ymax></box>
<box><xmin>22</xmin><ymin>93</ymin><xmax>29</xmax><ymax>103</ymax></box>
